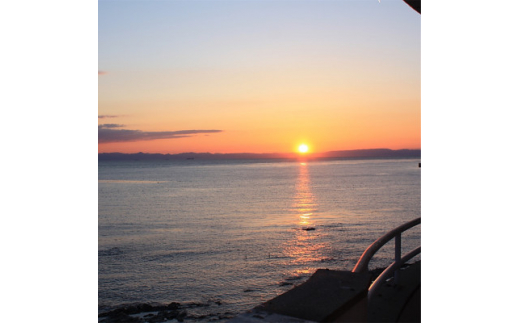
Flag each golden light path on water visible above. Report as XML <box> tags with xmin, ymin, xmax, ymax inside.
<box><xmin>282</xmin><ymin>162</ymin><xmax>328</xmax><ymax>273</ymax></box>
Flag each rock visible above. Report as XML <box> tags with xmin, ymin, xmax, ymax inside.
<box><xmin>99</xmin><ymin>312</ymin><xmax>141</xmax><ymax>323</ymax></box>
<box><xmin>186</xmin><ymin>301</ymin><xmax>208</xmax><ymax>308</ymax></box>
<box><xmin>167</xmin><ymin>302</ymin><xmax>181</xmax><ymax>310</ymax></box>
<box><xmin>178</xmin><ymin>310</ymin><xmax>187</xmax><ymax>319</ymax></box>
<box><xmin>137</xmin><ymin>303</ymin><xmax>154</xmax><ymax>312</ymax></box>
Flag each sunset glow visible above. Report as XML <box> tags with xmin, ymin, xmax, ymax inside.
<box><xmin>98</xmin><ymin>1</ymin><xmax>420</xmax><ymax>155</ymax></box>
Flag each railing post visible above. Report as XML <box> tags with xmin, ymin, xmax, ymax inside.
<box><xmin>352</xmin><ymin>217</ymin><xmax>420</xmax><ymax>275</ymax></box>
<box><xmin>394</xmin><ymin>233</ymin><xmax>401</xmax><ymax>284</ymax></box>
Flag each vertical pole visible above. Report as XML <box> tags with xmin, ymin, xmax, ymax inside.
<box><xmin>394</xmin><ymin>233</ymin><xmax>401</xmax><ymax>284</ymax></box>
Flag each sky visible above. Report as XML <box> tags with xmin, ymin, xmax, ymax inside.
<box><xmin>7</xmin><ymin>2</ymin><xmax>520</xmax><ymax>322</ymax></box>
<box><xmin>98</xmin><ymin>0</ymin><xmax>420</xmax><ymax>154</ymax></box>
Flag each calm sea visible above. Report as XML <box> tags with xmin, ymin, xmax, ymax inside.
<box><xmin>98</xmin><ymin>158</ymin><xmax>420</xmax><ymax>320</ymax></box>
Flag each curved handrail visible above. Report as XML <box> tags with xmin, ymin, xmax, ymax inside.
<box><xmin>352</xmin><ymin>217</ymin><xmax>420</xmax><ymax>273</ymax></box>
<box><xmin>368</xmin><ymin>246</ymin><xmax>421</xmax><ymax>300</ymax></box>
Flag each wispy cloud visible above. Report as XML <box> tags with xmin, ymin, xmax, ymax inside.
<box><xmin>99</xmin><ymin>124</ymin><xmax>125</xmax><ymax>129</ymax></box>
<box><xmin>98</xmin><ymin>125</ymin><xmax>223</xmax><ymax>143</ymax></box>
<box><xmin>98</xmin><ymin>115</ymin><xmax>119</xmax><ymax>119</ymax></box>
<box><xmin>98</xmin><ymin>71</ymin><xmax>107</xmax><ymax>75</ymax></box>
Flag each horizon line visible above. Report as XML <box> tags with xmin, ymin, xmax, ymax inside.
<box><xmin>98</xmin><ymin>148</ymin><xmax>421</xmax><ymax>160</ymax></box>
<box><xmin>99</xmin><ymin>148</ymin><xmax>421</xmax><ymax>155</ymax></box>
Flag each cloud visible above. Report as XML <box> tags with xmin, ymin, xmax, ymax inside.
<box><xmin>98</xmin><ymin>115</ymin><xmax>119</xmax><ymax>119</ymax></box>
<box><xmin>98</xmin><ymin>125</ymin><xmax>223</xmax><ymax>143</ymax></box>
<box><xmin>98</xmin><ymin>71</ymin><xmax>107</xmax><ymax>75</ymax></box>
<box><xmin>98</xmin><ymin>124</ymin><xmax>124</xmax><ymax>129</ymax></box>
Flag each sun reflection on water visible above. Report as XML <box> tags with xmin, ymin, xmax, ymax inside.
<box><xmin>282</xmin><ymin>162</ymin><xmax>326</xmax><ymax>266</ymax></box>
<box><xmin>294</xmin><ymin>163</ymin><xmax>317</xmax><ymax>227</ymax></box>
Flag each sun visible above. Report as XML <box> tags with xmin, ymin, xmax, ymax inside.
<box><xmin>298</xmin><ymin>144</ymin><xmax>309</xmax><ymax>153</ymax></box>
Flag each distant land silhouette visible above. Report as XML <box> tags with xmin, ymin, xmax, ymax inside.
<box><xmin>98</xmin><ymin>149</ymin><xmax>420</xmax><ymax>161</ymax></box>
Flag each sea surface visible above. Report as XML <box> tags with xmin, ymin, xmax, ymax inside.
<box><xmin>98</xmin><ymin>157</ymin><xmax>421</xmax><ymax>321</ymax></box>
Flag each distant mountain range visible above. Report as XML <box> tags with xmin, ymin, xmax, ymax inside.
<box><xmin>98</xmin><ymin>149</ymin><xmax>420</xmax><ymax>161</ymax></box>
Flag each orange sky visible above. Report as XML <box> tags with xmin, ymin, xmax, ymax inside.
<box><xmin>99</xmin><ymin>1</ymin><xmax>420</xmax><ymax>154</ymax></box>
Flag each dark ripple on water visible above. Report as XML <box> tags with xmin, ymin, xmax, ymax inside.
<box><xmin>99</xmin><ymin>247</ymin><xmax>124</xmax><ymax>257</ymax></box>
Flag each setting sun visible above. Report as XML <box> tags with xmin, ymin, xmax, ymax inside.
<box><xmin>298</xmin><ymin>144</ymin><xmax>309</xmax><ymax>153</ymax></box>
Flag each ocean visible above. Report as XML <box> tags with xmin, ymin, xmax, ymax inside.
<box><xmin>98</xmin><ymin>157</ymin><xmax>421</xmax><ymax>321</ymax></box>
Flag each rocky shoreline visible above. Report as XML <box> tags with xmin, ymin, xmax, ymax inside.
<box><xmin>98</xmin><ymin>264</ymin><xmax>414</xmax><ymax>323</ymax></box>
<box><xmin>98</xmin><ymin>300</ymin><xmax>235</xmax><ymax>323</ymax></box>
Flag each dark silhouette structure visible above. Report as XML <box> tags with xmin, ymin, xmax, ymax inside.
<box><xmin>403</xmin><ymin>0</ymin><xmax>421</xmax><ymax>14</ymax></box>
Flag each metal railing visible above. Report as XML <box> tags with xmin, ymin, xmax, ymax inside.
<box><xmin>368</xmin><ymin>246</ymin><xmax>420</xmax><ymax>300</ymax></box>
<box><xmin>352</xmin><ymin>217</ymin><xmax>421</xmax><ymax>299</ymax></box>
